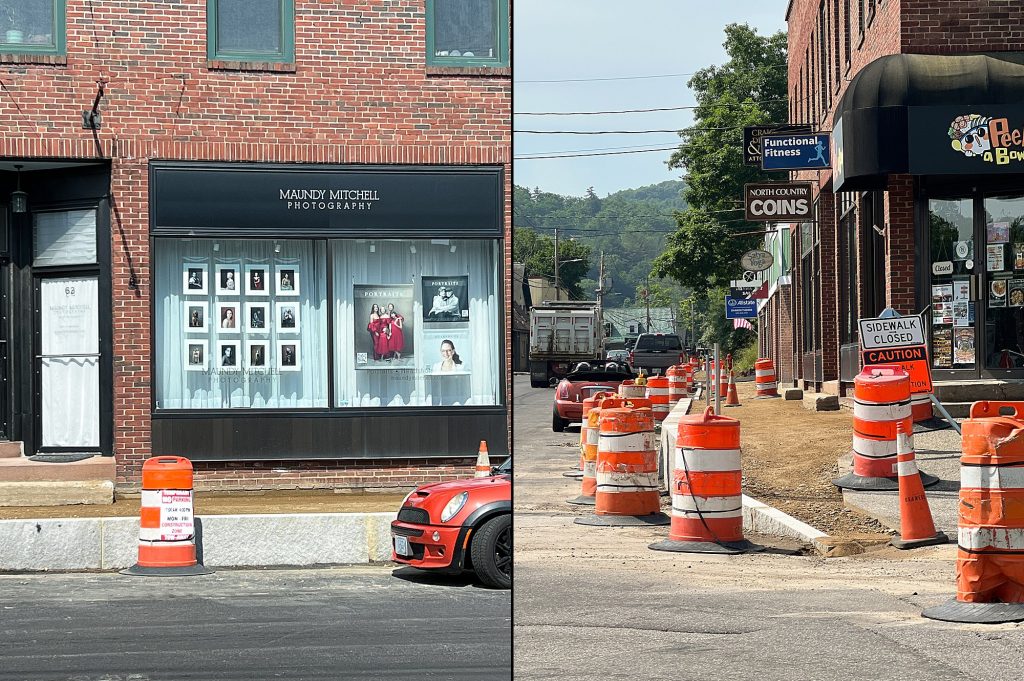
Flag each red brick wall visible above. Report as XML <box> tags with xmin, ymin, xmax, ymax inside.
<box><xmin>0</xmin><ymin>2</ymin><xmax>510</xmax><ymax>491</ymax></box>
<box><xmin>901</xmin><ymin>0</ymin><xmax>1024</xmax><ymax>53</ymax></box>
<box><xmin>884</xmin><ymin>174</ymin><xmax>917</xmax><ymax>312</ymax></box>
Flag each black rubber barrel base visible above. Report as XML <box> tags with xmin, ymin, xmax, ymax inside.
<box><xmin>649</xmin><ymin>539</ymin><xmax>766</xmax><ymax>554</ymax></box>
<box><xmin>832</xmin><ymin>470</ymin><xmax>940</xmax><ymax>491</ymax></box>
<box><xmin>120</xmin><ymin>563</ymin><xmax>214</xmax><ymax>577</ymax></box>
<box><xmin>562</xmin><ymin>470</ymin><xmax>584</xmax><ymax>479</ymax></box>
<box><xmin>922</xmin><ymin>599</ymin><xmax>1024</xmax><ymax>624</ymax></box>
<box><xmin>574</xmin><ymin>512</ymin><xmax>671</xmax><ymax>527</ymax></box>
<box><xmin>890</xmin><ymin>531</ymin><xmax>949</xmax><ymax>550</ymax></box>
<box><xmin>566</xmin><ymin>495</ymin><xmax>596</xmax><ymax>506</ymax></box>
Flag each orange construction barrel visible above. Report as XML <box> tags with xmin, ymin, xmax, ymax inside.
<box><xmin>121</xmin><ymin>456</ymin><xmax>212</xmax><ymax>577</ymax></box>
<box><xmin>754</xmin><ymin>358</ymin><xmax>780</xmax><ymax>398</ymax></box>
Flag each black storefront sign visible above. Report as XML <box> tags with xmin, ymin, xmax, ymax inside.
<box><xmin>152</xmin><ymin>163</ymin><xmax>503</xmax><ymax>237</ymax></box>
<box><xmin>908</xmin><ymin>105</ymin><xmax>1024</xmax><ymax>175</ymax></box>
<box><xmin>743</xmin><ymin>124</ymin><xmax>814</xmax><ymax>166</ymax></box>
<box><xmin>743</xmin><ymin>182</ymin><xmax>813</xmax><ymax>221</ymax></box>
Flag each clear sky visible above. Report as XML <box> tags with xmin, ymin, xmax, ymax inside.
<box><xmin>513</xmin><ymin>1</ymin><xmax>789</xmax><ymax>198</ymax></box>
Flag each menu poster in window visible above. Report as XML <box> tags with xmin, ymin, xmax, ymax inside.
<box><xmin>989</xmin><ymin>221</ymin><xmax>1011</xmax><ymax>244</ymax></box>
<box><xmin>353</xmin><ymin>284</ymin><xmax>416</xmax><ymax>370</ymax></box>
<box><xmin>987</xmin><ymin>244</ymin><xmax>1005</xmax><ymax>272</ymax></box>
<box><xmin>953</xmin><ymin>301</ymin><xmax>970</xmax><ymax>327</ymax></box>
<box><xmin>932</xmin><ymin>327</ymin><xmax>952</xmax><ymax>368</ymax></box>
<box><xmin>953</xmin><ymin>279</ymin><xmax>970</xmax><ymax>302</ymax></box>
<box><xmin>954</xmin><ymin>328</ymin><xmax>976</xmax><ymax>365</ymax></box>
<box><xmin>1010</xmin><ymin>280</ymin><xmax>1024</xmax><ymax>307</ymax></box>
<box><xmin>422</xmin><ymin>276</ymin><xmax>469</xmax><ymax>323</ymax></box>
<box><xmin>931</xmin><ymin>285</ymin><xmax>953</xmax><ymax>325</ymax></box>
<box><xmin>423</xmin><ymin>330</ymin><xmax>471</xmax><ymax>375</ymax></box>
<box><xmin>990</xmin><ymin>278</ymin><xmax>1008</xmax><ymax>307</ymax></box>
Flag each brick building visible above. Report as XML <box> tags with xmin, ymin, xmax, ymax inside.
<box><xmin>761</xmin><ymin>0</ymin><xmax>1024</xmax><ymax>403</ymax></box>
<box><xmin>0</xmin><ymin>0</ymin><xmax>510</xmax><ymax>495</ymax></box>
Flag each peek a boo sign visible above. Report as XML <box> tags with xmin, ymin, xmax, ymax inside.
<box><xmin>858</xmin><ymin>314</ymin><xmax>933</xmax><ymax>393</ymax></box>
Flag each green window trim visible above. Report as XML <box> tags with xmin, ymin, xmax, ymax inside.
<box><xmin>206</xmin><ymin>0</ymin><xmax>294</xmax><ymax>65</ymax></box>
<box><xmin>0</xmin><ymin>0</ymin><xmax>65</xmax><ymax>56</ymax></box>
<box><xmin>426</xmin><ymin>0</ymin><xmax>509</xmax><ymax>69</ymax></box>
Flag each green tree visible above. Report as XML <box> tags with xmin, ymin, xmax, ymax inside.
<box><xmin>513</xmin><ymin>227</ymin><xmax>593</xmax><ymax>300</ymax></box>
<box><xmin>653</xmin><ymin>23</ymin><xmax>787</xmax><ymax>344</ymax></box>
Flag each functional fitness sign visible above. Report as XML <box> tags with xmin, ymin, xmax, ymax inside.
<box><xmin>761</xmin><ymin>133</ymin><xmax>831</xmax><ymax>170</ymax></box>
<box><xmin>744</xmin><ymin>183</ymin><xmax>813</xmax><ymax>221</ymax></box>
<box><xmin>858</xmin><ymin>314</ymin><xmax>932</xmax><ymax>392</ymax></box>
<box><xmin>743</xmin><ymin>124</ymin><xmax>814</xmax><ymax>166</ymax></box>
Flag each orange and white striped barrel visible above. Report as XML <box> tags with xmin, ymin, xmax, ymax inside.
<box><xmin>709</xmin><ymin>363</ymin><xmax>718</xmax><ymax>396</ymax></box>
<box><xmin>618</xmin><ymin>380</ymin><xmax>647</xmax><ymax>400</ymax></box>
<box><xmin>123</xmin><ymin>456</ymin><xmax>210</xmax><ymax>575</ymax></box>
<box><xmin>683</xmin><ymin>364</ymin><xmax>694</xmax><ymax>394</ymax></box>
<box><xmin>956</xmin><ymin>401</ymin><xmax>1024</xmax><ymax>603</ymax></box>
<box><xmin>578</xmin><ymin>392</ymin><xmax>613</xmax><ymax>499</ymax></box>
<box><xmin>689</xmin><ymin>355</ymin><xmax>700</xmax><ymax>369</ymax></box>
<box><xmin>911</xmin><ymin>392</ymin><xmax>933</xmax><ymax>422</ymax></box>
<box><xmin>646</xmin><ymin>376</ymin><xmax>671</xmax><ymax>422</ymax></box>
<box><xmin>851</xmin><ymin>366</ymin><xmax>911</xmax><ymax>480</ymax></box>
<box><xmin>579</xmin><ymin>392</ymin><xmax>612</xmax><ymax>471</ymax></box>
<box><xmin>754</xmin><ymin>358</ymin><xmax>779</xmax><ymax>397</ymax></box>
<box><xmin>666</xmin><ymin>365</ymin><xmax>687</xmax><ymax>407</ymax></box>
<box><xmin>718</xmin><ymin>366</ymin><xmax>729</xmax><ymax>399</ymax></box>
<box><xmin>595</xmin><ymin>406</ymin><xmax>659</xmax><ymax>516</ymax></box>
<box><xmin>669</xmin><ymin>406</ymin><xmax>744</xmax><ymax>543</ymax></box>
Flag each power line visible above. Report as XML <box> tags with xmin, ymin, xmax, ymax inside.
<box><xmin>515</xmin><ymin>72</ymin><xmax>699</xmax><ymax>84</ymax></box>
<box><xmin>515</xmin><ymin>99</ymin><xmax>790</xmax><ymax>116</ymax></box>
<box><xmin>515</xmin><ymin>125</ymin><xmax>749</xmax><ymax>135</ymax></box>
<box><xmin>515</xmin><ymin>146</ymin><xmax>680</xmax><ymax>160</ymax></box>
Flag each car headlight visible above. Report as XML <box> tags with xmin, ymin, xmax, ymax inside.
<box><xmin>440</xmin><ymin>491</ymin><xmax>469</xmax><ymax>522</ymax></box>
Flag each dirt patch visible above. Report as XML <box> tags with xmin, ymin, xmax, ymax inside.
<box><xmin>0</xmin><ymin>490</ymin><xmax>405</xmax><ymax>519</ymax></box>
<box><xmin>706</xmin><ymin>381</ymin><xmax>893</xmax><ymax>542</ymax></box>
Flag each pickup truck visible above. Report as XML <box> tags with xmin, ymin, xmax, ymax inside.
<box><xmin>628</xmin><ymin>333</ymin><xmax>686</xmax><ymax>376</ymax></box>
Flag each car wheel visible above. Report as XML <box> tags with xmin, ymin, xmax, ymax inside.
<box><xmin>552</xmin><ymin>407</ymin><xmax>566</xmax><ymax>432</ymax></box>
<box><xmin>530</xmin><ymin>377</ymin><xmax>546</xmax><ymax>388</ymax></box>
<box><xmin>471</xmin><ymin>514</ymin><xmax>512</xmax><ymax>589</ymax></box>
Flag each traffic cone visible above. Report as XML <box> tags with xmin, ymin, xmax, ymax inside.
<box><xmin>474</xmin><ymin>441</ymin><xmax>491</xmax><ymax>478</ymax></box>
<box><xmin>890</xmin><ymin>421</ymin><xmax>948</xmax><ymax>549</ymax></box>
<box><xmin>724</xmin><ymin>371</ymin><xmax>741</xmax><ymax>407</ymax></box>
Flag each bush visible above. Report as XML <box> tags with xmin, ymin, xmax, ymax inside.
<box><xmin>733</xmin><ymin>339</ymin><xmax>759</xmax><ymax>376</ymax></box>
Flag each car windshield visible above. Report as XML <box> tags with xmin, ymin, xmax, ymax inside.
<box><xmin>496</xmin><ymin>458</ymin><xmax>511</xmax><ymax>475</ymax></box>
<box><xmin>634</xmin><ymin>335</ymin><xmax>682</xmax><ymax>351</ymax></box>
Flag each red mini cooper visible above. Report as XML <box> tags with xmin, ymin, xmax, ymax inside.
<box><xmin>552</xmin><ymin>360</ymin><xmax>634</xmax><ymax>432</ymax></box>
<box><xmin>391</xmin><ymin>458</ymin><xmax>512</xmax><ymax>589</ymax></box>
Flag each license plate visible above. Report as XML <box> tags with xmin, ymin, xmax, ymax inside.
<box><xmin>394</xmin><ymin>535</ymin><xmax>411</xmax><ymax>557</ymax></box>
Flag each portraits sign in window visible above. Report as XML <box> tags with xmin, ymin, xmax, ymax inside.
<box><xmin>422</xmin><ymin>275</ymin><xmax>469</xmax><ymax>323</ymax></box>
<box><xmin>354</xmin><ymin>284</ymin><xmax>415</xmax><ymax>369</ymax></box>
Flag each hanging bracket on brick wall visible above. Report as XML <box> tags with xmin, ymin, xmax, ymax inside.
<box><xmin>82</xmin><ymin>79</ymin><xmax>107</xmax><ymax>130</ymax></box>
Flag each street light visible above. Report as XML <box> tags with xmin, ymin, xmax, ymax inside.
<box><xmin>555</xmin><ymin>257</ymin><xmax>584</xmax><ymax>300</ymax></box>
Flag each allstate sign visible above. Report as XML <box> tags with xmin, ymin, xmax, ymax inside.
<box><xmin>725</xmin><ymin>296</ymin><xmax>758</xmax><ymax>319</ymax></box>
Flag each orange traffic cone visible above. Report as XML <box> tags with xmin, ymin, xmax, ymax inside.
<box><xmin>890</xmin><ymin>421</ymin><xmax>948</xmax><ymax>549</ymax></box>
<box><xmin>474</xmin><ymin>441</ymin><xmax>491</xmax><ymax>478</ymax></box>
<box><xmin>724</xmin><ymin>371</ymin><xmax>741</xmax><ymax>407</ymax></box>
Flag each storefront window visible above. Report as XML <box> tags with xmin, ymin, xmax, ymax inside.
<box><xmin>984</xmin><ymin>195</ymin><xmax>1024</xmax><ymax>369</ymax></box>
<box><xmin>154</xmin><ymin>238</ymin><xmax>329</xmax><ymax>409</ymax></box>
<box><xmin>332</xmin><ymin>238</ymin><xmax>501</xmax><ymax>408</ymax></box>
<box><xmin>928</xmin><ymin>198</ymin><xmax>974</xmax><ymax>369</ymax></box>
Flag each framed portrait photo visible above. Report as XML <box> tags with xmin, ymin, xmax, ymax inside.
<box><xmin>215</xmin><ymin>264</ymin><xmax>240</xmax><ymax>296</ymax></box>
<box><xmin>276</xmin><ymin>301</ymin><xmax>300</xmax><ymax>334</ymax></box>
<box><xmin>277</xmin><ymin>340</ymin><xmax>301</xmax><ymax>371</ymax></box>
<box><xmin>217</xmin><ymin>302</ymin><xmax>240</xmax><ymax>334</ymax></box>
<box><xmin>185</xmin><ymin>341</ymin><xmax>207</xmax><ymax>372</ymax></box>
<box><xmin>183</xmin><ymin>263</ymin><xmax>208</xmax><ymax>296</ymax></box>
<box><xmin>246</xmin><ymin>302</ymin><xmax>269</xmax><ymax>333</ymax></box>
<box><xmin>276</xmin><ymin>267</ymin><xmax>300</xmax><ymax>296</ymax></box>
<box><xmin>246</xmin><ymin>340</ymin><xmax>269</xmax><ymax>370</ymax></box>
<box><xmin>217</xmin><ymin>340</ymin><xmax>241</xmax><ymax>371</ymax></box>
<box><xmin>184</xmin><ymin>302</ymin><xmax>208</xmax><ymax>333</ymax></box>
<box><xmin>245</xmin><ymin>265</ymin><xmax>270</xmax><ymax>296</ymax></box>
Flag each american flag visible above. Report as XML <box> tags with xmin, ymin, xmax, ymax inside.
<box><xmin>733</xmin><ymin>318</ymin><xmax>753</xmax><ymax>331</ymax></box>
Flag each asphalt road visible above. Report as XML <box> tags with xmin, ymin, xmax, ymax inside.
<box><xmin>512</xmin><ymin>374</ymin><xmax>1024</xmax><ymax>681</ymax></box>
<box><xmin>0</xmin><ymin>565</ymin><xmax>511</xmax><ymax>681</ymax></box>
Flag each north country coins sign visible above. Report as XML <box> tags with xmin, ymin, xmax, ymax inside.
<box><xmin>744</xmin><ymin>182</ymin><xmax>813</xmax><ymax>221</ymax></box>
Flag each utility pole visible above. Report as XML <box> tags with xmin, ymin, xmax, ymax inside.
<box><xmin>553</xmin><ymin>227</ymin><xmax>560</xmax><ymax>301</ymax></box>
<box><xmin>597</xmin><ymin>251</ymin><xmax>605</xmax><ymax>308</ymax></box>
<box><xmin>645</xmin><ymin>275</ymin><xmax>651</xmax><ymax>331</ymax></box>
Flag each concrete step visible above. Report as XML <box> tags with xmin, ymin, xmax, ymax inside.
<box><xmin>0</xmin><ymin>455</ymin><xmax>115</xmax><ymax>483</ymax></box>
<box><xmin>0</xmin><ymin>441</ymin><xmax>23</xmax><ymax>458</ymax></box>
<box><xmin>933</xmin><ymin>379</ymin><xmax>1024</xmax><ymax>402</ymax></box>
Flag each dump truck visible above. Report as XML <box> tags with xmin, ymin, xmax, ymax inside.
<box><xmin>528</xmin><ymin>301</ymin><xmax>604</xmax><ymax>388</ymax></box>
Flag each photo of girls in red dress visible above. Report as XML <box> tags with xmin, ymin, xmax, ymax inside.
<box><xmin>355</xmin><ymin>285</ymin><xmax>415</xmax><ymax>368</ymax></box>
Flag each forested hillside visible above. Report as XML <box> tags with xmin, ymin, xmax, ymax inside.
<box><xmin>512</xmin><ymin>180</ymin><xmax>686</xmax><ymax>304</ymax></box>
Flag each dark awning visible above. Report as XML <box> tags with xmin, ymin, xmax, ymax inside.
<box><xmin>832</xmin><ymin>53</ymin><xmax>1024</xmax><ymax>191</ymax></box>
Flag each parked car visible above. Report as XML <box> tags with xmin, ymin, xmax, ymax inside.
<box><xmin>390</xmin><ymin>458</ymin><xmax>511</xmax><ymax>589</ymax></box>
<box><xmin>628</xmin><ymin>333</ymin><xmax>686</xmax><ymax>376</ymax></box>
<box><xmin>552</xmin><ymin>359</ymin><xmax>634</xmax><ymax>432</ymax></box>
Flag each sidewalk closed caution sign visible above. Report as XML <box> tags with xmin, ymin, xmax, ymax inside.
<box><xmin>858</xmin><ymin>314</ymin><xmax>933</xmax><ymax>393</ymax></box>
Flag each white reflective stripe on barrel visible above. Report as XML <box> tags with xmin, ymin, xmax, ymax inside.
<box><xmin>675</xmin><ymin>447</ymin><xmax>742</xmax><ymax>472</ymax></box>
<box><xmin>958</xmin><ymin>527</ymin><xmax>1024</xmax><ymax>551</ymax></box>
<box><xmin>961</xmin><ymin>466</ymin><xmax>1024</xmax><ymax>489</ymax></box>
<box><xmin>586</xmin><ymin>427</ymin><xmax>599</xmax><ymax>446</ymax></box>
<box><xmin>141</xmin><ymin>489</ymin><xmax>170</xmax><ymax>506</ymax></box>
<box><xmin>853</xmin><ymin>399</ymin><xmax>911</xmax><ymax>421</ymax></box>
<box><xmin>671</xmin><ymin>494</ymin><xmax>743</xmax><ymax>517</ymax></box>
<box><xmin>598</xmin><ymin>431</ymin><xmax>656</xmax><ymax>452</ymax></box>
<box><xmin>620</xmin><ymin>386</ymin><xmax>646</xmax><ymax>398</ymax></box>
<box><xmin>756</xmin><ymin>382</ymin><xmax>777</xmax><ymax>391</ymax></box>
<box><xmin>911</xmin><ymin>393</ymin><xmax>930</xmax><ymax>404</ymax></box>
<box><xmin>852</xmin><ymin>435</ymin><xmax>899</xmax><ymax>458</ymax></box>
<box><xmin>596</xmin><ymin>471</ymin><xmax>659</xmax><ymax>492</ymax></box>
<box><xmin>583</xmin><ymin>461</ymin><xmax>597</xmax><ymax>476</ymax></box>
<box><xmin>897</xmin><ymin>460</ymin><xmax>919</xmax><ymax>476</ymax></box>
<box><xmin>138</xmin><ymin>535</ymin><xmax>195</xmax><ymax>545</ymax></box>
<box><xmin>755</xmin><ymin>369</ymin><xmax>774</xmax><ymax>377</ymax></box>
